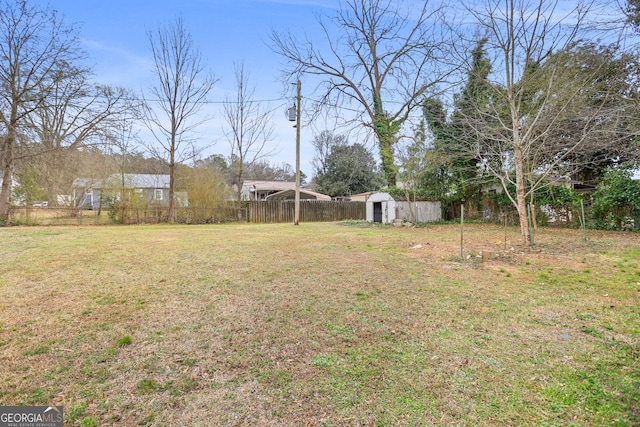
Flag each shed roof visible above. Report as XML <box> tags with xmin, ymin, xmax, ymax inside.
<box><xmin>366</xmin><ymin>192</ymin><xmax>395</xmax><ymax>203</ymax></box>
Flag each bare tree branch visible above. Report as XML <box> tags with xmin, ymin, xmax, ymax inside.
<box><xmin>271</xmin><ymin>0</ymin><xmax>458</xmax><ymax>185</ymax></box>
<box><xmin>460</xmin><ymin>0</ymin><xmax>614</xmax><ymax>245</ymax></box>
<box><xmin>143</xmin><ymin>16</ymin><xmax>217</xmax><ymax>222</ymax></box>
<box><xmin>222</xmin><ymin>61</ymin><xmax>276</xmax><ymax>219</ymax></box>
<box><xmin>0</xmin><ymin>0</ymin><xmax>85</xmax><ymax>224</ymax></box>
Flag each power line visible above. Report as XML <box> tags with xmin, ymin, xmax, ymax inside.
<box><xmin>121</xmin><ymin>95</ymin><xmax>290</xmax><ymax>105</ymax></box>
<box><xmin>122</xmin><ymin>93</ymin><xmax>417</xmax><ymax>116</ymax></box>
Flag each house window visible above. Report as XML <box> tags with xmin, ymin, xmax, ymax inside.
<box><xmin>155</xmin><ymin>189</ymin><xmax>163</xmax><ymax>201</ymax></box>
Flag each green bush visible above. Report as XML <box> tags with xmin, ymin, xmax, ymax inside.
<box><xmin>591</xmin><ymin>168</ymin><xmax>640</xmax><ymax>230</ymax></box>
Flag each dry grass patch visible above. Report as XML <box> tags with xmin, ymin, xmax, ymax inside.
<box><xmin>0</xmin><ymin>223</ymin><xmax>638</xmax><ymax>426</ymax></box>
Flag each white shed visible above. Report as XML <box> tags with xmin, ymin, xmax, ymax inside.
<box><xmin>396</xmin><ymin>199</ymin><xmax>442</xmax><ymax>223</ymax></box>
<box><xmin>366</xmin><ymin>192</ymin><xmax>442</xmax><ymax>224</ymax></box>
<box><xmin>366</xmin><ymin>192</ymin><xmax>397</xmax><ymax>223</ymax></box>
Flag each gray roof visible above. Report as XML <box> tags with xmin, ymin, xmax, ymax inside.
<box><xmin>119</xmin><ymin>174</ymin><xmax>170</xmax><ymax>189</ymax></box>
<box><xmin>73</xmin><ymin>174</ymin><xmax>170</xmax><ymax>189</ymax></box>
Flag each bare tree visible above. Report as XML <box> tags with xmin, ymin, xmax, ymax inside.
<box><xmin>0</xmin><ymin>0</ymin><xmax>84</xmax><ymax>225</ymax></box>
<box><xmin>461</xmin><ymin>0</ymin><xmax>608</xmax><ymax>245</ymax></box>
<box><xmin>106</xmin><ymin>107</ymin><xmax>145</xmax><ymax>208</ymax></box>
<box><xmin>239</xmin><ymin>159</ymin><xmax>299</xmax><ymax>183</ymax></box>
<box><xmin>222</xmin><ymin>62</ymin><xmax>275</xmax><ymax>220</ymax></box>
<box><xmin>144</xmin><ymin>16</ymin><xmax>217</xmax><ymax>223</ymax></box>
<box><xmin>26</xmin><ymin>60</ymin><xmax>135</xmax><ymax>205</ymax></box>
<box><xmin>271</xmin><ymin>0</ymin><xmax>456</xmax><ymax>186</ymax></box>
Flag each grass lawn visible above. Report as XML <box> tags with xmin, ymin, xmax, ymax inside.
<box><xmin>0</xmin><ymin>222</ymin><xmax>638</xmax><ymax>426</ymax></box>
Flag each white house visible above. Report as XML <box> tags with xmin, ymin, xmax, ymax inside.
<box><xmin>72</xmin><ymin>174</ymin><xmax>174</xmax><ymax>209</ymax></box>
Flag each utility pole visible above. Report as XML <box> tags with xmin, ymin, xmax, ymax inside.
<box><xmin>294</xmin><ymin>80</ymin><xmax>301</xmax><ymax>225</ymax></box>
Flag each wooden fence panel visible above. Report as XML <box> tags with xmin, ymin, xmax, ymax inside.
<box><xmin>8</xmin><ymin>201</ymin><xmax>365</xmax><ymax>225</ymax></box>
<box><xmin>248</xmin><ymin>200</ymin><xmax>365</xmax><ymax>224</ymax></box>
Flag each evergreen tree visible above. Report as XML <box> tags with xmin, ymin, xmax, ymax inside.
<box><xmin>314</xmin><ymin>144</ymin><xmax>384</xmax><ymax>197</ymax></box>
<box><xmin>418</xmin><ymin>38</ymin><xmax>495</xmax><ymax>206</ymax></box>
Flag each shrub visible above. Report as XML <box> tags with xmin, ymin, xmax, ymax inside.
<box><xmin>591</xmin><ymin>168</ymin><xmax>640</xmax><ymax>230</ymax></box>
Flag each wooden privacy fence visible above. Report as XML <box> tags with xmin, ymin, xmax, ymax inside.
<box><xmin>8</xmin><ymin>201</ymin><xmax>366</xmax><ymax>225</ymax></box>
<box><xmin>248</xmin><ymin>200</ymin><xmax>366</xmax><ymax>223</ymax></box>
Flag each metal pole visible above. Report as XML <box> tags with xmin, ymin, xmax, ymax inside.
<box><xmin>503</xmin><ymin>213</ymin><xmax>507</xmax><ymax>251</ymax></box>
<box><xmin>527</xmin><ymin>204</ymin><xmax>534</xmax><ymax>246</ymax></box>
<box><xmin>581</xmin><ymin>198</ymin><xmax>587</xmax><ymax>241</ymax></box>
<box><xmin>460</xmin><ymin>204</ymin><xmax>464</xmax><ymax>259</ymax></box>
<box><xmin>294</xmin><ymin>80</ymin><xmax>301</xmax><ymax>226</ymax></box>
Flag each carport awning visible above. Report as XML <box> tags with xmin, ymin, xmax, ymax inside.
<box><xmin>264</xmin><ymin>189</ymin><xmax>331</xmax><ymax>201</ymax></box>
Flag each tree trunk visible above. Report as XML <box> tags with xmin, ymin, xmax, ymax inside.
<box><xmin>0</xmin><ymin>115</ymin><xmax>17</xmax><ymax>226</ymax></box>
<box><xmin>0</xmin><ymin>156</ymin><xmax>12</xmax><ymax>225</ymax></box>
<box><xmin>374</xmin><ymin>94</ymin><xmax>398</xmax><ymax>187</ymax></box>
<box><xmin>236</xmin><ymin>169</ymin><xmax>243</xmax><ymax>222</ymax></box>
<box><xmin>46</xmin><ymin>165</ymin><xmax>63</xmax><ymax>208</ymax></box>
<box><xmin>168</xmin><ymin>132</ymin><xmax>176</xmax><ymax>223</ymax></box>
<box><xmin>45</xmin><ymin>150</ymin><xmax>70</xmax><ymax>207</ymax></box>
<box><xmin>515</xmin><ymin>146</ymin><xmax>531</xmax><ymax>246</ymax></box>
<box><xmin>378</xmin><ymin>131</ymin><xmax>397</xmax><ymax>187</ymax></box>
<box><xmin>168</xmin><ymin>162</ymin><xmax>175</xmax><ymax>223</ymax></box>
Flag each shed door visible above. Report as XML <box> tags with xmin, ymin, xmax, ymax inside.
<box><xmin>373</xmin><ymin>202</ymin><xmax>383</xmax><ymax>223</ymax></box>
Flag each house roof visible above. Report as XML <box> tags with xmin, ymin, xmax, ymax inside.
<box><xmin>347</xmin><ymin>191</ymin><xmax>374</xmax><ymax>202</ymax></box>
<box><xmin>119</xmin><ymin>174</ymin><xmax>170</xmax><ymax>189</ymax></box>
<box><xmin>72</xmin><ymin>177</ymin><xmax>100</xmax><ymax>188</ymax></box>
<box><xmin>73</xmin><ymin>174</ymin><xmax>170</xmax><ymax>189</ymax></box>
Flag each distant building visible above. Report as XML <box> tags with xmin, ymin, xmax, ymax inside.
<box><xmin>334</xmin><ymin>192</ymin><xmax>374</xmax><ymax>202</ymax></box>
<box><xmin>72</xmin><ymin>174</ymin><xmax>181</xmax><ymax>209</ymax></box>
<box><xmin>241</xmin><ymin>180</ymin><xmax>330</xmax><ymax>201</ymax></box>
<box><xmin>265</xmin><ymin>189</ymin><xmax>331</xmax><ymax>201</ymax></box>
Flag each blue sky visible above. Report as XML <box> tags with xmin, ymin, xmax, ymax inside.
<box><xmin>30</xmin><ymin>0</ymin><xmax>627</xmax><ymax>179</ymax></box>
<box><xmin>32</xmin><ymin>0</ymin><xmax>342</xmax><ymax>176</ymax></box>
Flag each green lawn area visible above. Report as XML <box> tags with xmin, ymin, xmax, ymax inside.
<box><xmin>0</xmin><ymin>222</ymin><xmax>638</xmax><ymax>426</ymax></box>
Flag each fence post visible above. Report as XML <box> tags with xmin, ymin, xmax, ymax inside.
<box><xmin>527</xmin><ymin>204</ymin><xmax>534</xmax><ymax>246</ymax></box>
<box><xmin>580</xmin><ymin>198</ymin><xmax>587</xmax><ymax>241</ymax></box>
<box><xmin>460</xmin><ymin>204</ymin><xmax>464</xmax><ymax>259</ymax></box>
